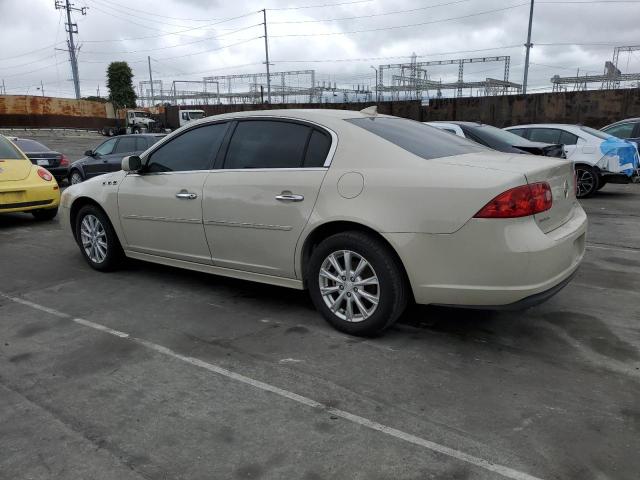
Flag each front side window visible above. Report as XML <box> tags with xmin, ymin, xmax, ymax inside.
<box><xmin>146</xmin><ymin>123</ymin><xmax>228</xmax><ymax>173</ymax></box>
<box><xmin>94</xmin><ymin>138</ymin><xmax>117</xmax><ymax>156</ymax></box>
<box><xmin>602</xmin><ymin>123</ymin><xmax>635</xmax><ymax>139</ymax></box>
<box><xmin>346</xmin><ymin>117</ymin><xmax>486</xmax><ymax>160</ymax></box>
<box><xmin>224</xmin><ymin>120</ymin><xmax>311</xmax><ymax>169</ymax></box>
<box><xmin>508</xmin><ymin>128</ymin><xmax>526</xmax><ymax>137</ymax></box>
<box><xmin>114</xmin><ymin>137</ymin><xmax>137</xmax><ymax>154</ymax></box>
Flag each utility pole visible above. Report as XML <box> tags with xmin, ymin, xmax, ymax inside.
<box><xmin>40</xmin><ymin>80</ymin><xmax>45</xmax><ymax>97</ymax></box>
<box><xmin>262</xmin><ymin>9</ymin><xmax>272</xmax><ymax>103</ymax></box>
<box><xmin>148</xmin><ymin>56</ymin><xmax>155</xmax><ymax>107</ymax></box>
<box><xmin>1</xmin><ymin>79</ymin><xmax>5</xmax><ymax>95</ymax></box>
<box><xmin>522</xmin><ymin>0</ymin><xmax>535</xmax><ymax>95</ymax></box>
<box><xmin>55</xmin><ymin>0</ymin><xmax>86</xmax><ymax>99</ymax></box>
<box><xmin>370</xmin><ymin>66</ymin><xmax>378</xmax><ymax>102</ymax></box>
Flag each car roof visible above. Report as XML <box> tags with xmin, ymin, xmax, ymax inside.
<box><xmin>193</xmin><ymin>108</ymin><xmax>391</xmax><ymax>125</ymax></box>
<box><xmin>117</xmin><ymin>133</ymin><xmax>165</xmax><ymax>138</ymax></box>
<box><xmin>428</xmin><ymin>121</ymin><xmax>485</xmax><ymax>127</ymax></box>
<box><xmin>602</xmin><ymin>118</ymin><xmax>640</xmax><ymax>127</ymax></box>
<box><xmin>506</xmin><ymin>123</ymin><xmax>580</xmax><ymax>128</ymax></box>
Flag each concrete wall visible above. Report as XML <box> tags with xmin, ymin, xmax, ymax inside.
<box><xmin>422</xmin><ymin>88</ymin><xmax>640</xmax><ymax>128</ymax></box>
<box><xmin>0</xmin><ymin>95</ymin><xmax>115</xmax><ymax>128</ymax></box>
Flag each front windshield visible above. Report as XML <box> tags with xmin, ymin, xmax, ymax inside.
<box><xmin>581</xmin><ymin>126</ymin><xmax>612</xmax><ymax>140</ymax></box>
<box><xmin>468</xmin><ymin>124</ymin><xmax>534</xmax><ymax>145</ymax></box>
<box><xmin>133</xmin><ymin>111</ymin><xmax>151</xmax><ymax>118</ymax></box>
<box><xmin>0</xmin><ymin>136</ymin><xmax>26</xmax><ymax>159</ymax></box>
<box><xmin>189</xmin><ymin>112</ymin><xmax>205</xmax><ymax>120</ymax></box>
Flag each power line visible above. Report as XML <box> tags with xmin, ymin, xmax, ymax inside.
<box><xmin>271</xmin><ymin>3</ymin><xmax>530</xmax><ymax>37</ymax></box>
<box><xmin>267</xmin><ymin>0</ymin><xmax>371</xmax><ymax>10</ymax></box>
<box><xmin>0</xmin><ymin>42</ymin><xmax>65</xmax><ymax>62</ymax></box>
<box><xmin>270</xmin><ymin>0</ymin><xmax>473</xmax><ymax>24</ymax></box>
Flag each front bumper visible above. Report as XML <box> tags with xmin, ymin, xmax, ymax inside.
<box><xmin>383</xmin><ymin>205</ymin><xmax>587</xmax><ymax>307</ymax></box>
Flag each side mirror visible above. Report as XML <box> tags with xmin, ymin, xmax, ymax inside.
<box><xmin>122</xmin><ymin>155</ymin><xmax>142</xmax><ymax>172</ymax></box>
<box><xmin>84</xmin><ymin>149</ymin><xmax>94</xmax><ymax>156</ymax></box>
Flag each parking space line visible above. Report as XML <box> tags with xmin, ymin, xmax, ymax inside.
<box><xmin>0</xmin><ymin>292</ymin><xmax>544</xmax><ymax>480</ymax></box>
<box><xmin>586</xmin><ymin>243</ymin><xmax>640</xmax><ymax>254</ymax></box>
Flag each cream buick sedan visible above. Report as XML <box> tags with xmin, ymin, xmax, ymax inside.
<box><xmin>61</xmin><ymin>109</ymin><xmax>587</xmax><ymax>336</ymax></box>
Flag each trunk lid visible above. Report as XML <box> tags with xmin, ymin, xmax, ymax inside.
<box><xmin>435</xmin><ymin>152</ymin><xmax>577</xmax><ymax>233</ymax></box>
<box><xmin>25</xmin><ymin>152</ymin><xmax>62</xmax><ymax>167</ymax></box>
<box><xmin>0</xmin><ymin>159</ymin><xmax>32</xmax><ymax>182</ymax></box>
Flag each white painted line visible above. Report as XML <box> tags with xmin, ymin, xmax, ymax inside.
<box><xmin>1</xmin><ymin>292</ymin><xmax>544</xmax><ymax>480</ymax></box>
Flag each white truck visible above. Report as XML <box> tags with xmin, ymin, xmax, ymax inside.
<box><xmin>178</xmin><ymin>109</ymin><xmax>206</xmax><ymax>127</ymax></box>
<box><xmin>101</xmin><ymin>110</ymin><xmax>157</xmax><ymax>136</ymax></box>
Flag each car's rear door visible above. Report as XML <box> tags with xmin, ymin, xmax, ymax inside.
<box><xmin>117</xmin><ymin>123</ymin><xmax>228</xmax><ymax>264</ymax></box>
<box><xmin>202</xmin><ymin>119</ymin><xmax>333</xmax><ymax>278</ymax></box>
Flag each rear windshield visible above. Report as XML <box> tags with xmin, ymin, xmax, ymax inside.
<box><xmin>0</xmin><ymin>136</ymin><xmax>25</xmax><ymax>160</ymax></box>
<box><xmin>345</xmin><ymin>117</ymin><xmax>486</xmax><ymax>160</ymax></box>
<box><xmin>581</xmin><ymin>126</ymin><xmax>611</xmax><ymax>140</ymax></box>
<box><xmin>467</xmin><ymin>124</ymin><xmax>538</xmax><ymax>146</ymax></box>
<box><xmin>14</xmin><ymin>139</ymin><xmax>50</xmax><ymax>152</ymax></box>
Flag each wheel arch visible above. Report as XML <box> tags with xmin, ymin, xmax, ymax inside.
<box><xmin>299</xmin><ymin>220</ymin><xmax>412</xmax><ymax>299</ymax></box>
<box><xmin>69</xmin><ymin>196</ymin><xmax>114</xmax><ymax>240</ymax></box>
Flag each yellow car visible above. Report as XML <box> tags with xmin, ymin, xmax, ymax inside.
<box><xmin>0</xmin><ymin>135</ymin><xmax>60</xmax><ymax>220</ymax></box>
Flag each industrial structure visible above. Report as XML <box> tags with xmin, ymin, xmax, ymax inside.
<box><xmin>377</xmin><ymin>54</ymin><xmax>522</xmax><ymax>101</ymax></box>
<box><xmin>551</xmin><ymin>45</ymin><xmax>640</xmax><ymax>92</ymax></box>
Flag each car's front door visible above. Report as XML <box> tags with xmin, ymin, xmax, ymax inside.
<box><xmin>117</xmin><ymin>123</ymin><xmax>228</xmax><ymax>264</ymax></box>
<box><xmin>202</xmin><ymin>119</ymin><xmax>333</xmax><ymax>278</ymax></box>
<box><xmin>85</xmin><ymin>138</ymin><xmax>118</xmax><ymax>178</ymax></box>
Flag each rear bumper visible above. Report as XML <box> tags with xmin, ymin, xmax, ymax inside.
<box><xmin>0</xmin><ymin>184</ymin><xmax>60</xmax><ymax>213</ymax></box>
<box><xmin>600</xmin><ymin>171</ymin><xmax>638</xmax><ymax>184</ymax></box>
<box><xmin>383</xmin><ymin>204</ymin><xmax>587</xmax><ymax>307</ymax></box>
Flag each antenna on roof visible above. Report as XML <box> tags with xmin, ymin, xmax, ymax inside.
<box><xmin>360</xmin><ymin>105</ymin><xmax>378</xmax><ymax>116</ymax></box>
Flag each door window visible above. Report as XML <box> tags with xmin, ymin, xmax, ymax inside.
<box><xmin>224</xmin><ymin>120</ymin><xmax>311</xmax><ymax>169</ymax></box>
<box><xmin>528</xmin><ymin>128</ymin><xmax>562</xmax><ymax>144</ymax></box>
<box><xmin>508</xmin><ymin>128</ymin><xmax>526</xmax><ymax>137</ymax></box>
<box><xmin>304</xmin><ymin>129</ymin><xmax>332</xmax><ymax>167</ymax></box>
<box><xmin>602</xmin><ymin>123</ymin><xmax>635</xmax><ymax>139</ymax></box>
<box><xmin>114</xmin><ymin>136</ymin><xmax>137</xmax><ymax>154</ymax></box>
<box><xmin>559</xmin><ymin>131</ymin><xmax>579</xmax><ymax>145</ymax></box>
<box><xmin>94</xmin><ymin>138</ymin><xmax>117</xmax><ymax>156</ymax></box>
<box><xmin>146</xmin><ymin>123</ymin><xmax>227</xmax><ymax>173</ymax></box>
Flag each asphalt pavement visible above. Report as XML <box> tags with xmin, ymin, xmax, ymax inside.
<box><xmin>1</xmin><ymin>135</ymin><xmax>639</xmax><ymax>480</ymax></box>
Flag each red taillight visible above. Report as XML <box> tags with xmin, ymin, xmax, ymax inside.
<box><xmin>474</xmin><ymin>182</ymin><xmax>553</xmax><ymax>219</ymax></box>
<box><xmin>60</xmin><ymin>155</ymin><xmax>69</xmax><ymax>167</ymax></box>
<box><xmin>37</xmin><ymin>167</ymin><xmax>53</xmax><ymax>181</ymax></box>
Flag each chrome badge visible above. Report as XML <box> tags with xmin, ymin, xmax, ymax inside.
<box><xmin>563</xmin><ymin>180</ymin><xmax>569</xmax><ymax>199</ymax></box>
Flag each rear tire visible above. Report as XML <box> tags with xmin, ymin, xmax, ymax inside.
<box><xmin>575</xmin><ymin>164</ymin><xmax>599</xmax><ymax>198</ymax></box>
<box><xmin>32</xmin><ymin>208</ymin><xmax>58</xmax><ymax>221</ymax></box>
<box><xmin>75</xmin><ymin>205</ymin><xmax>123</xmax><ymax>271</ymax></box>
<box><xmin>307</xmin><ymin>231</ymin><xmax>408</xmax><ymax>337</ymax></box>
<box><xmin>69</xmin><ymin>169</ymin><xmax>83</xmax><ymax>185</ymax></box>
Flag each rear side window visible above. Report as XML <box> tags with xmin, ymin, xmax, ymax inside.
<box><xmin>529</xmin><ymin>128</ymin><xmax>561</xmax><ymax>144</ymax></box>
<box><xmin>345</xmin><ymin>117</ymin><xmax>485</xmax><ymax>160</ymax></box>
<box><xmin>304</xmin><ymin>129</ymin><xmax>332</xmax><ymax>167</ymax></box>
<box><xmin>508</xmin><ymin>128</ymin><xmax>526</xmax><ymax>137</ymax></box>
<box><xmin>114</xmin><ymin>137</ymin><xmax>137</xmax><ymax>154</ymax></box>
<box><xmin>224</xmin><ymin>120</ymin><xmax>311</xmax><ymax>169</ymax></box>
<box><xmin>0</xmin><ymin>136</ymin><xmax>25</xmax><ymax>159</ymax></box>
<box><xmin>147</xmin><ymin>123</ymin><xmax>227</xmax><ymax>173</ymax></box>
<box><xmin>559</xmin><ymin>131</ymin><xmax>578</xmax><ymax>145</ymax></box>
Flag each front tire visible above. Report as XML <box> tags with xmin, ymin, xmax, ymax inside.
<box><xmin>75</xmin><ymin>205</ymin><xmax>123</xmax><ymax>271</ymax></box>
<box><xmin>575</xmin><ymin>165</ymin><xmax>599</xmax><ymax>198</ymax></box>
<box><xmin>32</xmin><ymin>208</ymin><xmax>58</xmax><ymax>221</ymax></box>
<box><xmin>307</xmin><ymin>231</ymin><xmax>408</xmax><ymax>336</ymax></box>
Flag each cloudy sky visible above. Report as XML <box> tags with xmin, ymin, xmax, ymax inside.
<box><xmin>0</xmin><ymin>0</ymin><xmax>639</xmax><ymax>101</ymax></box>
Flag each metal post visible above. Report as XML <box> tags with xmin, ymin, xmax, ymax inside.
<box><xmin>262</xmin><ymin>9</ymin><xmax>272</xmax><ymax>103</ymax></box>
<box><xmin>40</xmin><ymin>80</ymin><xmax>44</xmax><ymax>97</ymax></box>
<box><xmin>55</xmin><ymin>0</ymin><xmax>85</xmax><ymax>99</ymax></box>
<box><xmin>1</xmin><ymin>79</ymin><xmax>5</xmax><ymax>95</ymax></box>
<box><xmin>148</xmin><ymin>56</ymin><xmax>155</xmax><ymax>107</ymax></box>
<box><xmin>370</xmin><ymin>66</ymin><xmax>378</xmax><ymax>102</ymax></box>
<box><xmin>522</xmin><ymin>0</ymin><xmax>535</xmax><ymax>95</ymax></box>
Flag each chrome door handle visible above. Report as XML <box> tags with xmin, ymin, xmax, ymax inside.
<box><xmin>275</xmin><ymin>193</ymin><xmax>304</xmax><ymax>202</ymax></box>
<box><xmin>176</xmin><ymin>192</ymin><xmax>198</xmax><ymax>200</ymax></box>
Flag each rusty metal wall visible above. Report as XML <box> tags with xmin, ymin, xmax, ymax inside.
<box><xmin>422</xmin><ymin>88</ymin><xmax>640</xmax><ymax>128</ymax></box>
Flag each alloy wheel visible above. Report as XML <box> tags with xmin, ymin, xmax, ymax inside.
<box><xmin>318</xmin><ymin>250</ymin><xmax>380</xmax><ymax>323</ymax></box>
<box><xmin>80</xmin><ymin>214</ymin><xmax>108</xmax><ymax>264</ymax></box>
<box><xmin>576</xmin><ymin>167</ymin><xmax>595</xmax><ymax>197</ymax></box>
<box><xmin>70</xmin><ymin>171</ymin><xmax>83</xmax><ymax>184</ymax></box>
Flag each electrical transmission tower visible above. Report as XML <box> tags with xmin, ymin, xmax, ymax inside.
<box><xmin>55</xmin><ymin>0</ymin><xmax>86</xmax><ymax>99</ymax></box>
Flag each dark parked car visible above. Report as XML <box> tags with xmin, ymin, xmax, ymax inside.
<box><xmin>601</xmin><ymin>118</ymin><xmax>640</xmax><ymax>149</ymax></box>
<box><xmin>11</xmin><ymin>138</ymin><xmax>69</xmax><ymax>182</ymax></box>
<box><xmin>69</xmin><ymin>134</ymin><xmax>165</xmax><ymax>184</ymax></box>
<box><xmin>425</xmin><ymin>121</ymin><xmax>566</xmax><ymax>158</ymax></box>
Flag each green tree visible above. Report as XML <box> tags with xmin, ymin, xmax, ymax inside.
<box><xmin>106</xmin><ymin>61</ymin><xmax>136</xmax><ymax>109</ymax></box>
